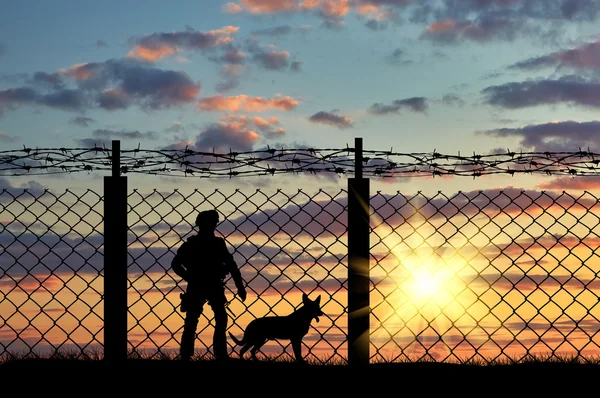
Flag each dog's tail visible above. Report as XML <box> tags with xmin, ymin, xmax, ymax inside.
<box><xmin>228</xmin><ymin>332</ymin><xmax>244</xmax><ymax>346</ymax></box>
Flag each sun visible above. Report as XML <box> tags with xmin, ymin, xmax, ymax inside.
<box><xmin>410</xmin><ymin>269</ymin><xmax>442</xmax><ymax>299</ymax></box>
<box><xmin>404</xmin><ymin>264</ymin><xmax>456</xmax><ymax>307</ymax></box>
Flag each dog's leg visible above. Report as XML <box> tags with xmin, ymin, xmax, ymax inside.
<box><xmin>250</xmin><ymin>338</ymin><xmax>267</xmax><ymax>360</ymax></box>
<box><xmin>239</xmin><ymin>343</ymin><xmax>251</xmax><ymax>359</ymax></box>
<box><xmin>291</xmin><ymin>338</ymin><xmax>304</xmax><ymax>363</ymax></box>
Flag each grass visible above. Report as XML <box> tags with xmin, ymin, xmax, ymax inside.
<box><xmin>2</xmin><ymin>349</ymin><xmax>600</xmax><ymax>396</ymax></box>
<box><xmin>3</xmin><ymin>347</ymin><xmax>600</xmax><ymax>370</ymax></box>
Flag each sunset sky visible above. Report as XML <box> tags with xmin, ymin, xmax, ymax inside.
<box><xmin>2</xmin><ymin>0</ymin><xmax>600</xmax><ymax>362</ymax></box>
<box><xmin>2</xmin><ymin>0</ymin><xmax>600</xmax><ymax>194</ymax></box>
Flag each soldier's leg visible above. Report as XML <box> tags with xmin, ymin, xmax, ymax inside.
<box><xmin>210</xmin><ymin>293</ymin><xmax>228</xmax><ymax>360</ymax></box>
<box><xmin>180</xmin><ymin>306</ymin><xmax>203</xmax><ymax>361</ymax></box>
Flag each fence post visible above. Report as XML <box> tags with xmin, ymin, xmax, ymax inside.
<box><xmin>348</xmin><ymin>137</ymin><xmax>370</xmax><ymax>366</ymax></box>
<box><xmin>103</xmin><ymin>139</ymin><xmax>128</xmax><ymax>362</ymax></box>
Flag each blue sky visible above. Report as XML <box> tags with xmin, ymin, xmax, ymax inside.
<box><xmin>2</xmin><ymin>0</ymin><xmax>600</xmax><ymax>195</ymax></box>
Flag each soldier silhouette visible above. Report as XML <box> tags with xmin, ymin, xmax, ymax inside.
<box><xmin>171</xmin><ymin>209</ymin><xmax>247</xmax><ymax>361</ymax></box>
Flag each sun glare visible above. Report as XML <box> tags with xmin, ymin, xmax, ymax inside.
<box><xmin>410</xmin><ymin>270</ymin><xmax>442</xmax><ymax>299</ymax></box>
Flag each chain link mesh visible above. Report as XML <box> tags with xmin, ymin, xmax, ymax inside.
<box><xmin>370</xmin><ymin>189</ymin><xmax>600</xmax><ymax>363</ymax></box>
<box><xmin>0</xmin><ymin>188</ymin><xmax>104</xmax><ymax>358</ymax></box>
<box><xmin>2</xmin><ymin>187</ymin><xmax>600</xmax><ymax>363</ymax></box>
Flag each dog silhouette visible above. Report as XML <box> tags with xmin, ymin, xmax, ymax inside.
<box><xmin>229</xmin><ymin>293</ymin><xmax>324</xmax><ymax>362</ymax></box>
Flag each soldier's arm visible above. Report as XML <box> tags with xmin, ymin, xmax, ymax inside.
<box><xmin>171</xmin><ymin>244</ymin><xmax>189</xmax><ymax>281</ymax></box>
<box><xmin>220</xmin><ymin>239</ymin><xmax>246</xmax><ymax>300</ymax></box>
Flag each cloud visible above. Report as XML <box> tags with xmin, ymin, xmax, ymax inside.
<box><xmin>508</xmin><ymin>40</ymin><xmax>600</xmax><ymax>71</ymax></box>
<box><xmin>0</xmin><ymin>59</ymin><xmax>201</xmax><ymax>116</ymax></box>
<box><xmin>0</xmin><ymin>177</ymin><xmax>46</xmax><ymax>198</ymax></box>
<box><xmin>65</xmin><ymin>58</ymin><xmax>201</xmax><ymax>110</ymax></box>
<box><xmin>222</xmin><ymin>0</ymin><xmax>600</xmax><ymax>40</ymax></box>
<box><xmin>198</xmin><ymin>94</ymin><xmax>300</xmax><ymax>113</ymax></box>
<box><xmin>127</xmin><ymin>26</ymin><xmax>239</xmax><ymax>62</ymax></box>
<box><xmin>69</xmin><ymin>116</ymin><xmax>96</xmax><ymax>127</ymax></box>
<box><xmin>165</xmin><ymin>121</ymin><xmax>185</xmax><ymax>133</ymax></box>
<box><xmin>537</xmin><ymin>176</ymin><xmax>600</xmax><ymax>191</ymax></box>
<box><xmin>476</xmin><ymin>120</ymin><xmax>600</xmax><ymax>151</ymax></box>
<box><xmin>224</xmin><ymin>2</ymin><xmax>243</xmax><ymax>13</ymax></box>
<box><xmin>165</xmin><ymin>114</ymin><xmax>285</xmax><ymax>153</ymax></box>
<box><xmin>244</xmin><ymin>39</ymin><xmax>296</xmax><ymax>71</ymax></box>
<box><xmin>385</xmin><ymin>48</ymin><xmax>413</xmax><ymax>66</ymax></box>
<box><xmin>172</xmin><ymin>123</ymin><xmax>260</xmax><ymax>154</ymax></box>
<box><xmin>215</xmin><ymin>79</ymin><xmax>241</xmax><ymax>93</ymax></box>
<box><xmin>308</xmin><ymin>110</ymin><xmax>354</xmax><ymax>129</ymax></box>
<box><xmin>217</xmin><ymin>49</ymin><xmax>247</xmax><ymax>65</ymax></box>
<box><xmin>90</xmin><ymin>128</ymin><xmax>158</xmax><ymax>141</ymax></box>
<box><xmin>420</xmin><ymin>14</ymin><xmax>517</xmax><ymax>44</ymax></box>
<box><xmin>253</xmin><ymin>48</ymin><xmax>291</xmax><ymax>70</ymax></box>
<box><xmin>440</xmin><ymin>94</ymin><xmax>465</xmax><ymax>106</ymax></box>
<box><xmin>38</xmin><ymin>89</ymin><xmax>88</xmax><ymax>111</ymax></box>
<box><xmin>365</xmin><ymin>19</ymin><xmax>388</xmax><ymax>30</ymax></box>
<box><xmin>290</xmin><ymin>61</ymin><xmax>303</xmax><ymax>72</ymax></box>
<box><xmin>481</xmin><ymin>75</ymin><xmax>600</xmax><ymax>109</ymax></box>
<box><xmin>74</xmin><ymin>137</ymin><xmax>112</xmax><ymax>148</ymax></box>
<box><xmin>0</xmin><ymin>87</ymin><xmax>37</xmax><ymax>115</ymax></box>
<box><xmin>251</xmin><ymin>25</ymin><xmax>294</xmax><ymax>37</ymax></box>
<box><xmin>96</xmin><ymin>40</ymin><xmax>108</xmax><ymax>47</ymax></box>
<box><xmin>368</xmin><ymin>97</ymin><xmax>428</xmax><ymax>115</ymax></box>
<box><xmin>472</xmin><ymin>272</ymin><xmax>600</xmax><ymax>292</ymax></box>
<box><xmin>224</xmin><ymin>114</ymin><xmax>287</xmax><ymax>138</ymax></box>
<box><xmin>226</xmin><ymin>0</ymin><xmax>300</xmax><ymax>14</ymax></box>
<box><xmin>28</xmin><ymin>72</ymin><xmax>65</xmax><ymax>90</ymax></box>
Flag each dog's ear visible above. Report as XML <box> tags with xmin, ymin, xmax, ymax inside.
<box><xmin>315</xmin><ymin>295</ymin><xmax>321</xmax><ymax>305</ymax></box>
<box><xmin>302</xmin><ymin>292</ymin><xmax>308</xmax><ymax>303</ymax></box>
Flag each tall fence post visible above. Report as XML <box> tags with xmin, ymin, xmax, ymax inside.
<box><xmin>103</xmin><ymin>139</ymin><xmax>128</xmax><ymax>362</ymax></box>
<box><xmin>348</xmin><ymin>137</ymin><xmax>370</xmax><ymax>366</ymax></box>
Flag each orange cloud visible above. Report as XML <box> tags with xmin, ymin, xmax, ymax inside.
<box><xmin>239</xmin><ymin>0</ymin><xmax>299</xmax><ymax>13</ymax></box>
<box><xmin>425</xmin><ymin>19</ymin><xmax>457</xmax><ymax>34</ymax></box>
<box><xmin>61</xmin><ymin>63</ymin><xmax>93</xmax><ymax>80</ymax></box>
<box><xmin>357</xmin><ymin>3</ymin><xmax>379</xmax><ymax>15</ymax></box>
<box><xmin>128</xmin><ymin>26</ymin><xmax>239</xmax><ymax>62</ymax></box>
<box><xmin>217</xmin><ymin>114</ymin><xmax>285</xmax><ymax>138</ymax></box>
<box><xmin>198</xmin><ymin>94</ymin><xmax>300</xmax><ymax>112</ymax></box>
<box><xmin>320</xmin><ymin>0</ymin><xmax>351</xmax><ymax>18</ymax></box>
<box><xmin>224</xmin><ymin>2</ymin><xmax>243</xmax><ymax>13</ymax></box>
<box><xmin>127</xmin><ymin>45</ymin><xmax>177</xmax><ymax>62</ymax></box>
<box><xmin>537</xmin><ymin>176</ymin><xmax>600</xmax><ymax>191</ymax></box>
<box><xmin>252</xmin><ymin>116</ymin><xmax>271</xmax><ymax>128</ymax></box>
<box><xmin>300</xmin><ymin>0</ymin><xmax>320</xmax><ymax>10</ymax></box>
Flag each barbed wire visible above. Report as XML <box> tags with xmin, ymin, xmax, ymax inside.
<box><xmin>1</xmin><ymin>144</ymin><xmax>600</xmax><ymax>178</ymax></box>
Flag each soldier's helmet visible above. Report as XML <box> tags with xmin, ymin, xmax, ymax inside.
<box><xmin>195</xmin><ymin>209</ymin><xmax>219</xmax><ymax>229</ymax></box>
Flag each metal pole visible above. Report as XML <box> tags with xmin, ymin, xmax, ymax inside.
<box><xmin>348</xmin><ymin>137</ymin><xmax>370</xmax><ymax>366</ymax></box>
<box><xmin>104</xmin><ymin>140</ymin><xmax>128</xmax><ymax>362</ymax></box>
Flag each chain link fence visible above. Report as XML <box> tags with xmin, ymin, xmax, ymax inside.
<box><xmin>2</xmin><ymin>186</ymin><xmax>600</xmax><ymax>363</ymax></box>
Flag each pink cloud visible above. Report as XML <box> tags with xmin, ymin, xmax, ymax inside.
<box><xmin>61</xmin><ymin>63</ymin><xmax>95</xmax><ymax>80</ymax></box>
<box><xmin>537</xmin><ymin>176</ymin><xmax>600</xmax><ymax>191</ymax></box>
<box><xmin>127</xmin><ymin>45</ymin><xmax>177</xmax><ymax>62</ymax></box>
<box><xmin>320</xmin><ymin>0</ymin><xmax>351</xmax><ymax>18</ymax></box>
<box><xmin>224</xmin><ymin>2</ymin><xmax>243</xmax><ymax>13</ymax></box>
<box><xmin>422</xmin><ymin>16</ymin><xmax>514</xmax><ymax>43</ymax></box>
<box><xmin>128</xmin><ymin>26</ymin><xmax>239</xmax><ymax>62</ymax></box>
<box><xmin>198</xmin><ymin>94</ymin><xmax>300</xmax><ymax>112</ymax></box>
<box><xmin>251</xmin><ymin>116</ymin><xmax>272</xmax><ymax>128</ymax></box>
<box><xmin>553</xmin><ymin>40</ymin><xmax>600</xmax><ymax>69</ymax></box>
<box><xmin>425</xmin><ymin>19</ymin><xmax>457</xmax><ymax>34</ymax></box>
<box><xmin>300</xmin><ymin>0</ymin><xmax>320</xmax><ymax>10</ymax></box>
<box><xmin>237</xmin><ymin>0</ymin><xmax>299</xmax><ymax>13</ymax></box>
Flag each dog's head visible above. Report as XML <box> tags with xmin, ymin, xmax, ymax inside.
<box><xmin>302</xmin><ymin>293</ymin><xmax>324</xmax><ymax>323</ymax></box>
